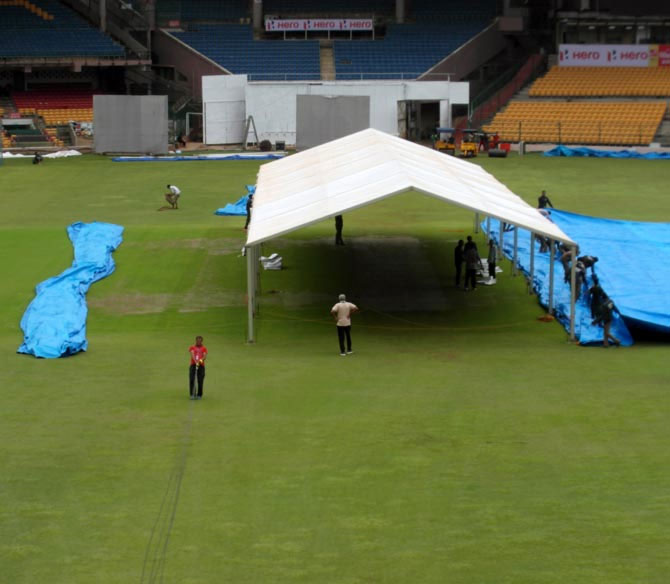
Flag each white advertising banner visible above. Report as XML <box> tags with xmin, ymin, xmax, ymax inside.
<box><xmin>558</xmin><ymin>44</ymin><xmax>670</xmax><ymax>67</ymax></box>
<box><xmin>265</xmin><ymin>18</ymin><xmax>373</xmax><ymax>32</ymax></box>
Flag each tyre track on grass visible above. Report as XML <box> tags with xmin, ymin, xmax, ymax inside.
<box><xmin>140</xmin><ymin>400</ymin><xmax>195</xmax><ymax>584</ymax></box>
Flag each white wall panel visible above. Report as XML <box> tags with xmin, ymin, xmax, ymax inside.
<box><xmin>203</xmin><ymin>75</ymin><xmax>247</xmax><ymax>144</ymax></box>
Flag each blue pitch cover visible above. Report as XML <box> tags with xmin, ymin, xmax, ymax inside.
<box><xmin>485</xmin><ymin>209</ymin><xmax>670</xmax><ymax>345</ymax></box>
<box><xmin>113</xmin><ymin>154</ymin><xmax>283</xmax><ymax>162</ymax></box>
<box><xmin>18</xmin><ymin>222</ymin><xmax>124</xmax><ymax>358</ymax></box>
<box><xmin>544</xmin><ymin>145</ymin><xmax>670</xmax><ymax>159</ymax></box>
<box><xmin>214</xmin><ymin>184</ymin><xmax>256</xmax><ymax>216</ymax></box>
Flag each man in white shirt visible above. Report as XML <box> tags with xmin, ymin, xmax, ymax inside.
<box><xmin>165</xmin><ymin>184</ymin><xmax>181</xmax><ymax>209</ymax></box>
<box><xmin>330</xmin><ymin>294</ymin><xmax>359</xmax><ymax>356</ymax></box>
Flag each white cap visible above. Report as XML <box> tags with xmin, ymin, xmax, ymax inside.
<box><xmin>338</xmin><ymin>294</ymin><xmax>346</xmax><ymax>301</ymax></box>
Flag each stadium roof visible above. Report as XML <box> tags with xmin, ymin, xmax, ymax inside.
<box><xmin>245</xmin><ymin>128</ymin><xmax>575</xmax><ymax>246</ymax></box>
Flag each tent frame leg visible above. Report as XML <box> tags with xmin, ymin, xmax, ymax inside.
<box><xmin>499</xmin><ymin>220</ymin><xmax>504</xmax><ymax>258</ymax></box>
<box><xmin>512</xmin><ymin>227</ymin><xmax>518</xmax><ymax>276</ymax></box>
<box><xmin>474</xmin><ymin>212</ymin><xmax>480</xmax><ymax>234</ymax></box>
<box><xmin>548</xmin><ymin>239</ymin><xmax>555</xmax><ymax>314</ymax></box>
<box><xmin>529</xmin><ymin>233</ymin><xmax>535</xmax><ymax>294</ymax></box>
<box><xmin>569</xmin><ymin>245</ymin><xmax>577</xmax><ymax>341</ymax></box>
<box><xmin>254</xmin><ymin>244</ymin><xmax>261</xmax><ymax>314</ymax></box>
<box><xmin>247</xmin><ymin>244</ymin><xmax>256</xmax><ymax>343</ymax></box>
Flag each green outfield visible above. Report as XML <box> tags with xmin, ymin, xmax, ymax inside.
<box><xmin>0</xmin><ymin>152</ymin><xmax>669</xmax><ymax>583</ymax></box>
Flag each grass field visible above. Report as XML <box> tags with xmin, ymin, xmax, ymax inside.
<box><xmin>1</xmin><ymin>152</ymin><xmax>669</xmax><ymax>583</ymax></box>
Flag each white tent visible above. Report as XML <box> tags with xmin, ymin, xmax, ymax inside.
<box><xmin>245</xmin><ymin>128</ymin><xmax>578</xmax><ymax>341</ymax></box>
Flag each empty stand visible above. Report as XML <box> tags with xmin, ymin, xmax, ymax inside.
<box><xmin>172</xmin><ymin>24</ymin><xmax>321</xmax><ymax>81</ymax></box>
<box><xmin>0</xmin><ymin>0</ymin><xmax>124</xmax><ymax>57</ymax></box>
<box><xmin>411</xmin><ymin>0</ymin><xmax>496</xmax><ymax>22</ymax></box>
<box><xmin>334</xmin><ymin>21</ymin><xmax>488</xmax><ymax>80</ymax></box>
<box><xmin>530</xmin><ymin>66</ymin><xmax>670</xmax><ymax>97</ymax></box>
<box><xmin>483</xmin><ymin>101</ymin><xmax>667</xmax><ymax>145</ymax></box>
<box><xmin>164</xmin><ymin>0</ymin><xmax>496</xmax><ymax>81</ymax></box>
<box><xmin>333</xmin><ymin>0</ymin><xmax>495</xmax><ymax>80</ymax></box>
<box><xmin>262</xmin><ymin>0</ymin><xmax>394</xmax><ymax>15</ymax></box>
<box><xmin>158</xmin><ymin>0</ymin><xmax>246</xmax><ymax>23</ymax></box>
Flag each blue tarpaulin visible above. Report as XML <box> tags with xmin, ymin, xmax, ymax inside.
<box><xmin>486</xmin><ymin>209</ymin><xmax>670</xmax><ymax>344</ymax></box>
<box><xmin>18</xmin><ymin>222</ymin><xmax>124</xmax><ymax>358</ymax></box>
<box><xmin>544</xmin><ymin>145</ymin><xmax>670</xmax><ymax>159</ymax></box>
<box><xmin>549</xmin><ymin>209</ymin><xmax>670</xmax><ymax>334</ymax></box>
<box><xmin>215</xmin><ymin>184</ymin><xmax>256</xmax><ymax>216</ymax></box>
<box><xmin>112</xmin><ymin>154</ymin><xmax>284</xmax><ymax>162</ymax></box>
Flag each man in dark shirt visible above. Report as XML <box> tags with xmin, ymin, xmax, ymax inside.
<box><xmin>335</xmin><ymin>215</ymin><xmax>344</xmax><ymax>245</ymax></box>
<box><xmin>538</xmin><ymin>190</ymin><xmax>553</xmax><ymax>209</ymax></box>
<box><xmin>589</xmin><ymin>276</ymin><xmax>621</xmax><ymax>347</ymax></box>
<box><xmin>578</xmin><ymin>255</ymin><xmax>599</xmax><ymax>274</ymax></box>
<box><xmin>454</xmin><ymin>239</ymin><xmax>464</xmax><ymax>287</ymax></box>
<box><xmin>244</xmin><ymin>193</ymin><xmax>254</xmax><ymax>230</ymax></box>
<box><xmin>464</xmin><ymin>242</ymin><xmax>481</xmax><ymax>291</ymax></box>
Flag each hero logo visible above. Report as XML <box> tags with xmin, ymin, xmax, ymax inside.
<box><xmin>609</xmin><ymin>49</ymin><xmax>648</xmax><ymax>62</ymax></box>
<box><xmin>571</xmin><ymin>50</ymin><xmax>601</xmax><ymax>60</ymax></box>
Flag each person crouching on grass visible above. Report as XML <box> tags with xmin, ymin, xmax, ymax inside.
<box><xmin>165</xmin><ymin>184</ymin><xmax>181</xmax><ymax>209</ymax></box>
<box><xmin>189</xmin><ymin>336</ymin><xmax>207</xmax><ymax>399</ymax></box>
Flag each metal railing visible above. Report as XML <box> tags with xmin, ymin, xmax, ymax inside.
<box><xmin>467</xmin><ymin>54</ymin><xmax>545</xmax><ymax>128</ymax></box>
<box><xmin>246</xmin><ymin>71</ymin><xmax>454</xmax><ymax>82</ymax></box>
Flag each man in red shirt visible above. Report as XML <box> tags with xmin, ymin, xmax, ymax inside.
<box><xmin>188</xmin><ymin>336</ymin><xmax>208</xmax><ymax>400</ymax></box>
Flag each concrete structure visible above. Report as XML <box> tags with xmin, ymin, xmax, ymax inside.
<box><xmin>202</xmin><ymin>75</ymin><xmax>469</xmax><ymax>146</ymax></box>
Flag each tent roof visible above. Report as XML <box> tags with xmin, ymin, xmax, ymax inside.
<box><xmin>245</xmin><ymin>128</ymin><xmax>575</xmax><ymax>247</ymax></box>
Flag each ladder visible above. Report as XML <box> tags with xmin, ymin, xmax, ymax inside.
<box><xmin>243</xmin><ymin>115</ymin><xmax>259</xmax><ymax>150</ymax></box>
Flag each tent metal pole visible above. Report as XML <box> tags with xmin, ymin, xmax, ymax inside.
<box><xmin>569</xmin><ymin>245</ymin><xmax>577</xmax><ymax>341</ymax></box>
<box><xmin>512</xmin><ymin>226</ymin><xmax>518</xmax><ymax>276</ymax></box>
<box><xmin>474</xmin><ymin>212</ymin><xmax>480</xmax><ymax>234</ymax></box>
<box><xmin>548</xmin><ymin>240</ymin><xmax>555</xmax><ymax>314</ymax></box>
<box><xmin>499</xmin><ymin>220</ymin><xmax>504</xmax><ymax>255</ymax></box>
<box><xmin>486</xmin><ymin>216</ymin><xmax>491</xmax><ymax>239</ymax></box>
<box><xmin>529</xmin><ymin>232</ymin><xmax>535</xmax><ymax>294</ymax></box>
<box><xmin>254</xmin><ymin>244</ymin><xmax>261</xmax><ymax>313</ymax></box>
<box><xmin>247</xmin><ymin>245</ymin><xmax>256</xmax><ymax>343</ymax></box>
